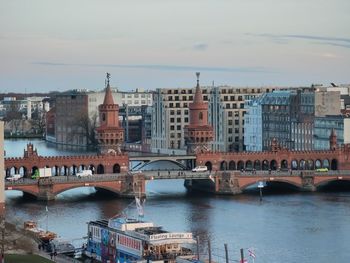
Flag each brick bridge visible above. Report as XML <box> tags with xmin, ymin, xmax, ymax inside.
<box><xmin>4</xmin><ymin>143</ymin><xmax>350</xmax><ymax>200</ymax></box>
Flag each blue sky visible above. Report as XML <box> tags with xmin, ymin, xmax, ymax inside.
<box><xmin>1</xmin><ymin>0</ymin><xmax>349</xmax><ymax>92</ymax></box>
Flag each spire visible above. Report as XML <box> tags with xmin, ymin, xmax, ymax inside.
<box><xmin>103</xmin><ymin>72</ymin><xmax>115</xmax><ymax>105</ymax></box>
<box><xmin>193</xmin><ymin>72</ymin><xmax>204</xmax><ymax>103</ymax></box>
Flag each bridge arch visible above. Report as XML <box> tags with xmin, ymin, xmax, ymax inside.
<box><xmin>323</xmin><ymin>159</ymin><xmax>330</xmax><ymax>169</ymax></box>
<box><xmin>32</xmin><ymin>166</ymin><xmax>39</xmax><ymax>176</ymax></box>
<box><xmin>245</xmin><ymin>160</ymin><xmax>253</xmax><ymax>170</ymax></box>
<box><xmin>220</xmin><ymin>161</ymin><xmax>227</xmax><ymax>171</ymax></box>
<box><xmin>315</xmin><ymin>178</ymin><xmax>350</xmax><ymax>189</ymax></box>
<box><xmin>228</xmin><ymin>161</ymin><xmax>236</xmax><ymax>170</ymax></box>
<box><xmin>281</xmin><ymin>160</ymin><xmax>288</xmax><ymax>170</ymax></box>
<box><xmin>89</xmin><ymin>164</ymin><xmax>96</xmax><ymax>174</ymax></box>
<box><xmin>53</xmin><ymin>185</ymin><xmax>121</xmax><ymax>197</ymax></box>
<box><xmin>270</xmin><ymin>160</ymin><xmax>277</xmax><ymax>170</ymax></box>
<box><xmin>240</xmin><ymin>179</ymin><xmax>302</xmax><ymax>191</ymax></box>
<box><xmin>113</xmin><ymin>164</ymin><xmax>121</xmax><ymax>173</ymax></box>
<box><xmin>97</xmin><ymin>164</ymin><xmax>105</xmax><ymax>174</ymax></box>
<box><xmin>254</xmin><ymin>160</ymin><xmax>261</xmax><ymax>170</ymax></box>
<box><xmin>205</xmin><ymin>161</ymin><xmax>212</xmax><ymax>171</ymax></box>
<box><xmin>315</xmin><ymin>159</ymin><xmax>321</xmax><ymax>169</ymax></box>
<box><xmin>5</xmin><ymin>189</ymin><xmax>38</xmax><ymax>199</ymax></box>
<box><xmin>237</xmin><ymin>161</ymin><xmax>244</xmax><ymax>171</ymax></box>
<box><xmin>262</xmin><ymin>160</ymin><xmax>269</xmax><ymax>170</ymax></box>
<box><xmin>306</xmin><ymin>160</ymin><xmax>314</xmax><ymax>170</ymax></box>
<box><xmin>138</xmin><ymin>159</ymin><xmax>186</xmax><ymax>170</ymax></box>
<box><xmin>331</xmin><ymin>159</ymin><xmax>338</xmax><ymax>170</ymax></box>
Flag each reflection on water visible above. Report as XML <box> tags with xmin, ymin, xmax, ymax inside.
<box><xmin>5</xmin><ymin>140</ymin><xmax>350</xmax><ymax>262</ymax></box>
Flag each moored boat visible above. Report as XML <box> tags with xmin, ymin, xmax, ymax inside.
<box><xmin>24</xmin><ymin>221</ymin><xmax>57</xmax><ymax>242</ymax></box>
<box><xmin>85</xmin><ymin>217</ymin><xmax>197</xmax><ymax>263</ymax></box>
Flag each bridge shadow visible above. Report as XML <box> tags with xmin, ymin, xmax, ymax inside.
<box><xmin>243</xmin><ymin>181</ymin><xmax>300</xmax><ymax>196</ymax></box>
<box><xmin>318</xmin><ymin>180</ymin><xmax>350</xmax><ymax>192</ymax></box>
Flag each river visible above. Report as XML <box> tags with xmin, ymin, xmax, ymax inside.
<box><xmin>4</xmin><ymin>139</ymin><xmax>350</xmax><ymax>263</ymax></box>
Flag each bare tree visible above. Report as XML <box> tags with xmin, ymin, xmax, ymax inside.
<box><xmin>4</xmin><ymin>102</ymin><xmax>22</xmax><ymax>122</ymax></box>
<box><xmin>31</xmin><ymin>108</ymin><xmax>46</xmax><ymax>135</ymax></box>
<box><xmin>68</xmin><ymin>110</ymin><xmax>98</xmax><ymax>147</ymax></box>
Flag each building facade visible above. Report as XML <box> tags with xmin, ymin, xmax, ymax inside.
<box><xmin>244</xmin><ymin>89</ymin><xmax>315</xmax><ymax>151</ymax></box>
<box><xmin>48</xmin><ymin>85</ymin><xmax>153</xmax><ymax>148</ymax></box>
<box><xmin>314</xmin><ymin>115</ymin><xmax>344</xmax><ymax>150</ymax></box>
<box><xmin>151</xmin><ymin>84</ymin><xmax>279</xmax><ymax>154</ymax></box>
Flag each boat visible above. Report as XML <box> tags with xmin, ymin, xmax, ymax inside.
<box><xmin>85</xmin><ymin>217</ymin><xmax>197</xmax><ymax>263</ymax></box>
<box><xmin>24</xmin><ymin>220</ymin><xmax>57</xmax><ymax>243</ymax></box>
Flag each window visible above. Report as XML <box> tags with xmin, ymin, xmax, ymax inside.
<box><xmin>199</xmin><ymin>112</ymin><xmax>203</xmax><ymax>120</ymax></box>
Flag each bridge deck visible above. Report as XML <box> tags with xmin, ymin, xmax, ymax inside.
<box><xmin>5</xmin><ymin>170</ymin><xmax>350</xmax><ymax>188</ymax></box>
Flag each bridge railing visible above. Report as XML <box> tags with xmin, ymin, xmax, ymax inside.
<box><xmin>144</xmin><ymin>170</ymin><xmax>211</xmax><ymax>180</ymax></box>
<box><xmin>5</xmin><ymin>174</ymin><xmax>126</xmax><ymax>186</ymax></box>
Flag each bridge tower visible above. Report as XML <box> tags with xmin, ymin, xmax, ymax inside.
<box><xmin>184</xmin><ymin>72</ymin><xmax>214</xmax><ymax>154</ymax></box>
<box><xmin>96</xmin><ymin>73</ymin><xmax>124</xmax><ymax>154</ymax></box>
<box><xmin>329</xmin><ymin>128</ymin><xmax>337</xmax><ymax>151</ymax></box>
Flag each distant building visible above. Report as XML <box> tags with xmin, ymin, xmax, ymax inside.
<box><xmin>48</xmin><ymin>85</ymin><xmax>153</xmax><ymax>148</ymax></box>
<box><xmin>314</xmin><ymin>115</ymin><xmax>344</xmax><ymax>150</ymax></box>
<box><xmin>244</xmin><ymin>89</ymin><xmax>315</xmax><ymax>151</ymax></box>
<box><xmin>151</xmin><ymin>84</ymin><xmax>279</xmax><ymax>154</ymax></box>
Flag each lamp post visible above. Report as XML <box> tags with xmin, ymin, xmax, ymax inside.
<box><xmin>258</xmin><ymin>181</ymin><xmax>264</xmax><ymax>202</ymax></box>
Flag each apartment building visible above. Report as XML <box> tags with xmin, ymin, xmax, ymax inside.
<box><xmin>151</xmin><ymin>85</ymin><xmax>278</xmax><ymax>154</ymax></box>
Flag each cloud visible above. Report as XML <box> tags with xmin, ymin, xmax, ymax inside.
<box><xmin>192</xmin><ymin>43</ymin><xmax>208</xmax><ymax>51</ymax></box>
<box><xmin>248</xmin><ymin>33</ymin><xmax>350</xmax><ymax>48</ymax></box>
<box><xmin>32</xmin><ymin>62</ymin><xmax>274</xmax><ymax>73</ymax></box>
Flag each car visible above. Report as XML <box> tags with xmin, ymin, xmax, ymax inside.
<box><xmin>192</xmin><ymin>166</ymin><xmax>208</xmax><ymax>172</ymax></box>
<box><xmin>6</xmin><ymin>174</ymin><xmax>22</xmax><ymax>181</ymax></box>
<box><xmin>76</xmin><ymin>170</ymin><xmax>93</xmax><ymax>177</ymax></box>
<box><xmin>316</xmin><ymin>168</ymin><xmax>328</xmax><ymax>172</ymax></box>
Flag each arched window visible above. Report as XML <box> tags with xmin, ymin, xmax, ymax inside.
<box><xmin>102</xmin><ymin>113</ymin><xmax>106</xmax><ymax>121</ymax></box>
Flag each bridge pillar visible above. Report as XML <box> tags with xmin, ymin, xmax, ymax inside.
<box><xmin>214</xmin><ymin>171</ymin><xmax>242</xmax><ymax>195</ymax></box>
<box><xmin>184</xmin><ymin>172</ymin><xmax>242</xmax><ymax>195</ymax></box>
<box><xmin>37</xmin><ymin>178</ymin><xmax>56</xmax><ymax>201</ymax></box>
<box><xmin>119</xmin><ymin>173</ymin><xmax>146</xmax><ymax>198</ymax></box>
<box><xmin>301</xmin><ymin>173</ymin><xmax>316</xmax><ymax>192</ymax></box>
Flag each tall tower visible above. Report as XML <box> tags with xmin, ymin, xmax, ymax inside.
<box><xmin>184</xmin><ymin>72</ymin><xmax>214</xmax><ymax>154</ymax></box>
<box><xmin>95</xmin><ymin>73</ymin><xmax>124</xmax><ymax>154</ymax></box>
<box><xmin>329</xmin><ymin>128</ymin><xmax>337</xmax><ymax>150</ymax></box>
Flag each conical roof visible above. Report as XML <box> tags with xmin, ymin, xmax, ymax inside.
<box><xmin>103</xmin><ymin>82</ymin><xmax>115</xmax><ymax>105</ymax></box>
<box><xmin>193</xmin><ymin>72</ymin><xmax>203</xmax><ymax>103</ymax></box>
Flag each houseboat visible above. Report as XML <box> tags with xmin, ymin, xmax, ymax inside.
<box><xmin>85</xmin><ymin>217</ymin><xmax>197</xmax><ymax>263</ymax></box>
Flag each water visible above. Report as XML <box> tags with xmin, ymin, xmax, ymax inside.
<box><xmin>4</xmin><ymin>139</ymin><xmax>350</xmax><ymax>263</ymax></box>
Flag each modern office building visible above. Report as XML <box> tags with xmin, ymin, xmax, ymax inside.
<box><xmin>244</xmin><ymin>89</ymin><xmax>315</xmax><ymax>151</ymax></box>
<box><xmin>314</xmin><ymin>115</ymin><xmax>345</xmax><ymax>150</ymax></box>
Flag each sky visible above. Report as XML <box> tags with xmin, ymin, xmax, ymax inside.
<box><xmin>1</xmin><ymin>0</ymin><xmax>350</xmax><ymax>93</ymax></box>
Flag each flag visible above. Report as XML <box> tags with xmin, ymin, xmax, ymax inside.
<box><xmin>46</xmin><ymin>206</ymin><xmax>48</xmax><ymax>212</ymax></box>
<box><xmin>248</xmin><ymin>248</ymin><xmax>256</xmax><ymax>259</ymax></box>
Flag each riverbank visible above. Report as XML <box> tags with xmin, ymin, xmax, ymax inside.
<box><xmin>4</xmin><ymin>221</ymin><xmax>38</xmax><ymax>255</ymax></box>
<box><xmin>4</xmin><ymin>221</ymin><xmax>80</xmax><ymax>262</ymax></box>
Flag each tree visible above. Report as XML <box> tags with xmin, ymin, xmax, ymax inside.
<box><xmin>68</xmin><ymin>110</ymin><xmax>98</xmax><ymax>147</ymax></box>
